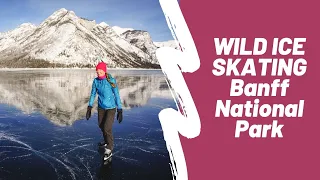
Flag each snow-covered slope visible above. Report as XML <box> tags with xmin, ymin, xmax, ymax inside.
<box><xmin>154</xmin><ymin>40</ymin><xmax>179</xmax><ymax>49</ymax></box>
<box><xmin>0</xmin><ymin>70</ymin><xmax>172</xmax><ymax>126</ymax></box>
<box><xmin>0</xmin><ymin>8</ymin><xmax>175</xmax><ymax>69</ymax></box>
<box><xmin>112</xmin><ymin>26</ymin><xmax>134</xmax><ymax>36</ymax></box>
<box><xmin>120</xmin><ymin>30</ymin><xmax>159</xmax><ymax>64</ymax></box>
<box><xmin>0</xmin><ymin>23</ymin><xmax>37</xmax><ymax>52</ymax></box>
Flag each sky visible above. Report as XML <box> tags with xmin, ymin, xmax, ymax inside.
<box><xmin>0</xmin><ymin>0</ymin><xmax>175</xmax><ymax>42</ymax></box>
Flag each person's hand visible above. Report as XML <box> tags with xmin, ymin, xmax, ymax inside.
<box><xmin>117</xmin><ymin>109</ymin><xmax>123</xmax><ymax>123</ymax></box>
<box><xmin>86</xmin><ymin>106</ymin><xmax>92</xmax><ymax>120</ymax></box>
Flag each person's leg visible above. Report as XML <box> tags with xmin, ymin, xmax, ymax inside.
<box><xmin>104</xmin><ymin>108</ymin><xmax>116</xmax><ymax>151</ymax></box>
<box><xmin>98</xmin><ymin>107</ymin><xmax>108</xmax><ymax>145</ymax></box>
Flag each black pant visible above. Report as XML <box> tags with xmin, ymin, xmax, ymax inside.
<box><xmin>98</xmin><ymin>108</ymin><xmax>116</xmax><ymax>151</ymax></box>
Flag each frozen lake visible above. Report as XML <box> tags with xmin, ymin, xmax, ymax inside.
<box><xmin>0</xmin><ymin>69</ymin><xmax>175</xmax><ymax>180</ymax></box>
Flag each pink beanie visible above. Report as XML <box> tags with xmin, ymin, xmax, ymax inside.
<box><xmin>96</xmin><ymin>62</ymin><xmax>107</xmax><ymax>73</ymax></box>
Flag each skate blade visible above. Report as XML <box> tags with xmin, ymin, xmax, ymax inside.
<box><xmin>103</xmin><ymin>155</ymin><xmax>112</xmax><ymax>161</ymax></box>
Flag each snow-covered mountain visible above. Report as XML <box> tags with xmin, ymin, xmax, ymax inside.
<box><xmin>154</xmin><ymin>40</ymin><xmax>180</xmax><ymax>50</ymax></box>
<box><xmin>0</xmin><ymin>8</ymin><xmax>177</xmax><ymax>69</ymax></box>
<box><xmin>120</xmin><ymin>30</ymin><xmax>159</xmax><ymax>64</ymax></box>
<box><xmin>0</xmin><ymin>70</ymin><xmax>172</xmax><ymax>126</ymax></box>
<box><xmin>112</xmin><ymin>26</ymin><xmax>134</xmax><ymax>36</ymax></box>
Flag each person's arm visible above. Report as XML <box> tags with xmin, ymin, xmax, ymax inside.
<box><xmin>88</xmin><ymin>79</ymin><xmax>97</xmax><ymax>107</ymax></box>
<box><xmin>112</xmin><ymin>79</ymin><xmax>122</xmax><ymax>110</ymax></box>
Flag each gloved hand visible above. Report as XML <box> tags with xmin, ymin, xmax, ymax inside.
<box><xmin>117</xmin><ymin>109</ymin><xmax>123</xmax><ymax>123</ymax></box>
<box><xmin>86</xmin><ymin>106</ymin><xmax>92</xmax><ymax>120</ymax></box>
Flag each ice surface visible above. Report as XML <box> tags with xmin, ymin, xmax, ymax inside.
<box><xmin>0</xmin><ymin>70</ymin><xmax>175</xmax><ymax>180</ymax></box>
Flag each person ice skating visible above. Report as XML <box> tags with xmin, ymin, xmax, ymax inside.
<box><xmin>86</xmin><ymin>61</ymin><xmax>123</xmax><ymax>159</ymax></box>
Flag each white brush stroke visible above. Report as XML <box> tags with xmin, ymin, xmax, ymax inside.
<box><xmin>156</xmin><ymin>0</ymin><xmax>201</xmax><ymax>180</ymax></box>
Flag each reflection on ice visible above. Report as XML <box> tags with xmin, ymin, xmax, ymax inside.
<box><xmin>0</xmin><ymin>69</ymin><xmax>174</xmax><ymax>180</ymax></box>
<box><xmin>0</xmin><ymin>69</ymin><xmax>172</xmax><ymax>126</ymax></box>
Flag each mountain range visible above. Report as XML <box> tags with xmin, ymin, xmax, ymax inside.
<box><xmin>0</xmin><ymin>8</ymin><xmax>178</xmax><ymax>69</ymax></box>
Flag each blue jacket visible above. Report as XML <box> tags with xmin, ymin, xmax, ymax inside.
<box><xmin>88</xmin><ymin>74</ymin><xmax>122</xmax><ymax>110</ymax></box>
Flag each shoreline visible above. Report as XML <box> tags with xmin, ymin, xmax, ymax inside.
<box><xmin>0</xmin><ymin>67</ymin><xmax>163</xmax><ymax>71</ymax></box>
